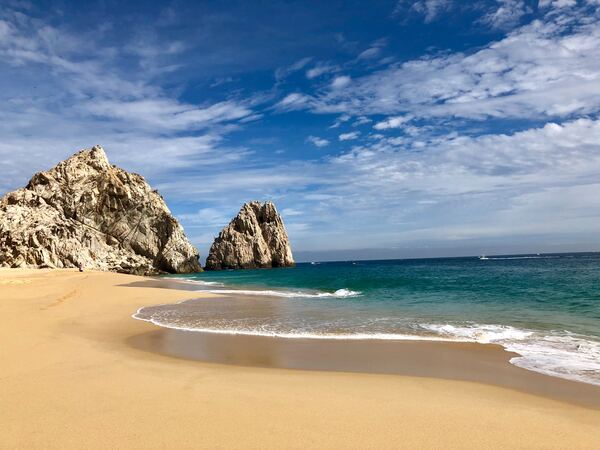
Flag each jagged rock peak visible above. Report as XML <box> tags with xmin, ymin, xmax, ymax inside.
<box><xmin>0</xmin><ymin>145</ymin><xmax>201</xmax><ymax>275</ymax></box>
<box><xmin>205</xmin><ymin>201</ymin><xmax>295</xmax><ymax>270</ymax></box>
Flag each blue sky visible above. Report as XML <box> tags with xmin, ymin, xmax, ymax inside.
<box><xmin>1</xmin><ymin>0</ymin><xmax>600</xmax><ymax>261</ymax></box>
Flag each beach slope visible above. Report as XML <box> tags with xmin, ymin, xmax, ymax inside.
<box><xmin>1</xmin><ymin>269</ymin><xmax>599</xmax><ymax>449</ymax></box>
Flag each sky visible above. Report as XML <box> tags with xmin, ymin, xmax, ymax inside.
<box><xmin>1</xmin><ymin>0</ymin><xmax>600</xmax><ymax>262</ymax></box>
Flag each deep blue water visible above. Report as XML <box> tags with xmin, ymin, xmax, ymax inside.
<box><xmin>135</xmin><ymin>253</ymin><xmax>600</xmax><ymax>385</ymax></box>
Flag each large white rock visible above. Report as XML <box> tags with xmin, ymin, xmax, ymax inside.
<box><xmin>205</xmin><ymin>201</ymin><xmax>295</xmax><ymax>270</ymax></box>
<box><xmin>0</xmin><ymin>145</ymin><xmax>201</xmax><ymax>275</ymax></box>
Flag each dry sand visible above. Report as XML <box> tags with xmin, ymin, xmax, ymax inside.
<box><xmin>1</xmin><ymin>268</ymin><xmax>600</xmax><ymax>449</ymax></box>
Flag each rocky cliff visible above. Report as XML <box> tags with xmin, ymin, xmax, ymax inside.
<box><xmin>205</xmin><ymin>201</ymin><xmax>294</xmax><ymax>270</ymax></box>
<box><xmin>0</xmin><ymin>146</ymin><xmax>201</xmax><ymax>275</ymax></box>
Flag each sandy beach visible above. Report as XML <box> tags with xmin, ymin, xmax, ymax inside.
<box><xmin>2</xmin><ymin>268</ymin><xmax>600</xmax><ymax>449</ymax></box>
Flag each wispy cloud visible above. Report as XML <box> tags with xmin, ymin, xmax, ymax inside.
<box><xmin>395</xmin><ymin>0</ymin><xmax>453</xmax><ymax>23</ymax></box>
<box><xmin>275</xmin><ymin>56</ymin><xmax>313</xmax><ymax>81</ymax></box>
<box><xmin>84</xmin><ymin>98</ymin><xmax>252</xmax><ymax>132</ymax></box>
<box><xmin>339</xmin><ymin>131</ymin><xmax>360</xmax><ymax>141</ymax></box>
<box><xmin>3</xmin><ymin>0</ymin><xmax>600</xmax><ymax>258</ymax></box>
<box><xmin>357</xmin><ymin>47</ymin><xmax>382</xmax><ymax>59</ymax></box>
<box><xmin>180</xmin><ymin>117</ymin><xmax>600</xmax><ymax>253</ymax></box>
<box><xmin>480</xmin><ymin>0</ymin><xmax>531</xmax><ymax>30</ymax></box>
<box><xmin>329</xmin><ymin>114</ymin><xmax>351</xmax><ymax>129</ymax></box>
<box><xmin>306</xmin><ymin>62</ymin><xmax>338</xmax><ymax>79</ymax></box>
<box><xmin>275</xmin><ymin>92</ymin><xmax>312</xmax><ymax>110</ymax></box>
<box><xmin>330</xmin><ymin>75</ymin><xmax>351</xmax><ymax>89</ymax></box>
<box><xmin>300</xmin><ymin>4</ymin><xmax>600</xmax><ymax>124</ymax></box>
<box><xmin>539</xmin><ymin>0</ymin><xmax>578</xmax><ymax>8</ymax></box>
<box><xmin>292</xmin><ymin>117</ymin><xmax>600</xmax><ymax>249</ymax></box>
<box><xmin>0</xmin><ymin>5</ymin><xmax>257</xmax><ymax>194</ymax></box>
<box><xmin>353</xmin><ymin>116</ymin><xmax>372</xmax><ymax>126</ymax></box>
<box><xmin>307</xmin><ymin>135</ymin><xmax>330</xmax><ymax>147</ymax></box>
<box><xmin>178</xmin><ymin>208</ymin><xmax>232</xmax><ymax>227</ymax></box>
<box><xmin>373</xmin><ymin>116</ymin><xmax>411</xmax><ymax>130</ymax></box>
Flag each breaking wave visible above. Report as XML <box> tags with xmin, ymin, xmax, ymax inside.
<box><xmin>167</xmin><ymin>278</ymin><xmax>361</xmax><ymax>298</ymax></box>
<box><xmin>420</xmin><ymin>323</ymin><xmax>600</xmax><ymax>385</ymax></box>
<box><xmin>199</xmin><ymin>287</ymin><xmax>361</xmax><ymax>298</ymax></box>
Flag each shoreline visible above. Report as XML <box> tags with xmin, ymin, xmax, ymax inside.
<box><xmin>2</xmin><ymin>268</ymin><xmax>600</xmax><ymax>448</ymax></box>
<box><xmin>128</xmin><ymin>322</ymin><xmax>600</xmax><ymax>410</ymax></box>
<box><xmin>132</xmin><ymin>277</ymin><xmax>600</xmax><ymax>390</ymax></box>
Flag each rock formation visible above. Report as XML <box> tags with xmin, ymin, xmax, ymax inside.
<box><xmin>205</xmin><ymin>201</ymin><xmax>294</xmax><ymax>270</ymax></box>
<box><xmin>0</xmin><ymin>145</ymin><xmax>201</xmax><ymax>275</ymax></box>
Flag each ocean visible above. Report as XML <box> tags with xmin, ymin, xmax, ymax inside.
<box><xmin>134</xmin><ymin>253</ymin><xmax>600</xmax><ymax>385</ymax></box>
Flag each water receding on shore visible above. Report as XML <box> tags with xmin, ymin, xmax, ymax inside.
<box><xmin>134</xmin><ymin>254</ymin><xmax>600</xmax><ymax>386</ymax></box>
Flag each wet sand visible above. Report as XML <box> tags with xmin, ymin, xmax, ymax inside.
<box><xmin>2</xmin><ymin>269</ymin><xmax>600</xmax><ymax>449</ymax></box>
<box><xmin>129</xmin><ymin>327</ymin><xmax>600</xmax><ymax>409</ymax></box>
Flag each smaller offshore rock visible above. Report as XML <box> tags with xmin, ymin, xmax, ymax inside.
<box><xmin>205</xmin><ymin>201</ymin><xmax>294</xmax><ymax>270</ymax></box>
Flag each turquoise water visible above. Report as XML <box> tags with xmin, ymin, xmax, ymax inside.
<box><xmin>135</xmin><ymin>253</ymin><xmax>600</xmax><ymax>385</ymax></box>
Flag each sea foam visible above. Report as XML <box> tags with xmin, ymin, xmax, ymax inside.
<box><xmin>420</xmin><ymin>323</ymin><xmax>600</xmax><ymax>385</ymax></box>
<box><xmin>199</xmin><ymin>288</ymin><xmax>361</xmax><ymax>298</ymax></box>
<box><xmin>168</xmin><ymin>279</ymin><xmax>361</xmax><ymax>298</ymax></box>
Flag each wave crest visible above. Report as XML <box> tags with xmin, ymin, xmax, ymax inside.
<box><xmin>421</xmin><ymin>323</ymin><xmax>600</xmax><ymax>385</ymax></box>
<box><xmin>201</xmin><ymin>287</ymin><xmax>361</xmax><ymax>298</ymax></box>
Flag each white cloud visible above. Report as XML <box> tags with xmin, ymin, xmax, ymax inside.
<box><xmin>85</xmin><ymin>98</ymin><xmax>252</xmax><ymax>132</ymax></box>
<box><xmin>155</xmin><ymin>166</ymin><xmax>316</xmax><ymax>199</ymax></box>
<box><xmin>339</xmin><ymin>131</ymin><xmax>360</xmax><ymax>141</ymax></box>
<box><xmin>330</xmin><ymin>75</ymin><xmax>351</xmax><ymax>89</ymax></box>
<box><xmin>333</xmin><ymin>118</ymin><xmax>600</xmax><ymax>196</ymax></box>
<box><xmin>285</xmin><ymin>117</ymin><xmax>600</xmax><ymax>249</ymax></box>
<box><xmin>0</xmin><ymin>6</ymin><xmax>257</xmax><ymax>195</ymax></box>
<box><xmin>3</xmin><ymin>2</ymin><xmax>600</xmax><ymax>257</ymax></box>
<box><xmin>307</xmin><ymin>4</ymin><xmax>600</xmax><ymax>122</ymax></box>
<box><xmin>135</xmin><ymin>111</ymin><xmax>600</xmax><ymax>253</ymax></box>
<box><xmin>281</xmin><ymin>208</ymin><xmax>303</xmax><ymax>217</ymax></box>
<box><xmin>276</xmin><ymin>92</ymin><xmax>312</xmax><ymax>109</ymax></box>
<box><xmin>0</xmin><ymin>19</ymin><xmax>10</xmax><ymax>39</ymax></box>
<box><xmin>396</xmin><ymin>0</ymin><xmax>452</xmax><ymax>23</ymax></box>
<box><xmin>210</xmin><ymin>76</ymin><xmax>234</xmax><ymax>87</ymax></box>
<box><xmin>307</xmin><ymin>135</ymin><xmax>330</xmax><ymax>147</ymax></box>
<box><xmin>373</xmin><ymin>116</ymin><xmax>410</xmax><ymax>130</ymax></box>
<box><xmin>275</xmin><ymin>57</ymin><xmax>313</xmax><ymax>80</ymax></box>
<box><xmin>480</xmin><ymin>0</ymin><xmax>530</xmax><ymax>30</ymax></box>
<box><xmin>539</xmin><ymin>0</ymin><xmax>577</xmax><ymax>8</ymax></box>
<box><xmin>306</xmin><ymin>63</ymin><xmax>338</xmax><ymax>79</ymax></box>
<box><xmin>329</xmin><ymin>113</ymin><xmax>352</xmax><ymax>128</ymax></box>
<box><xmin>353</xmin><ymin>116</ymin><xmax>372</xmax><ymax>126</ymax></box>
<box><xmin>357</xmin><ymin>47</ymin><xmax>381</xmax><ymax>60</ymax></box>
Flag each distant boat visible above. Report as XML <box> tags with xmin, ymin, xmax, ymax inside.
<box><xmin>479</xmin><ymin>255</ymin><xmax>489</xmax><ymax>260</ymax></box>
<box><xmin>310</xmin><ymin>261</ymin><xmax>319</xmax><ymax>265</ymax></box>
